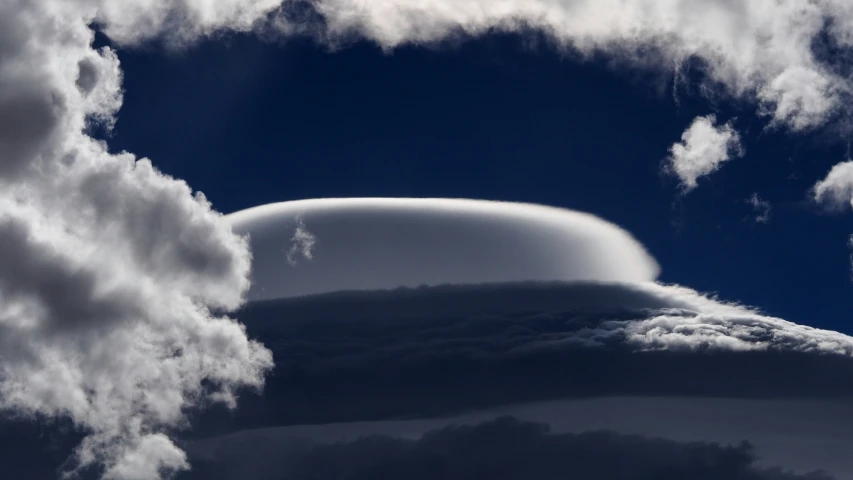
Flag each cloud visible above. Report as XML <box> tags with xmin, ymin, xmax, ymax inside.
<box><xmin>747</xmin><ymin>193</ymin><xmax>772</xmax><ymax>223</ymax></box>
<box><xmin>0</xmin><ymin>0</ymin><xmax>273</xmax><ymax>478</ymax></box>
<box><xmin>86</xmin><ymin>0</ymin><xmax>853</xmax><ymax>136</ymax></box>
<box><xmin>814</xmin><ymin>160</ymin><xmax>853</xmax><ymax>211</ymax></box>
<box><xmin>665</xmin><ymin>115</ymin><xmax>743</xmax><ymax>191</ymax></box>
<box><xmin>286</xmin><ymin>216</ymin><xmax>316</xmax><ymax>266</ymax></box>
<box><xmin>278</xmin><ymin>1</ymin><xmax>852</xmax><ymax>132</ymax></box>
<box><xmin>7</xmin><ymin>0</ymin><xmax>853</xmax><ymax>477</ymax></box>
<box><xmin>180</xmin><ymin>281</ymin><xmax>853</xmax><ymax>437</ymax></box>
<box><xmin>182</xmin><ymin>417</ymin><xmax>832</xmax><ymax>480</ymax></box>
<box><xmin>228</xmin><ymin>199</ymin><xmax>660</xmax><ymax>300</ymax></box>
<box><xmin>813</xmin><ymin>162</ymin><xmax>853</xmax><ymax>272</ymax></box>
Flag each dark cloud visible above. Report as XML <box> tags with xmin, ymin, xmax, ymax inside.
<box><xmin>180</xmin><ymin>417</ymin><xmax>833</xmax><ymax>480</ymax></box>
<box><xmin>189</xmin><ymin>282</ymin><xmax>853</xmax><ymax>437</ymax></box>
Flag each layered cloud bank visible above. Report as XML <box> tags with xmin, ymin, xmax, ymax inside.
<box><xmin>176</xmin><ymin>280</ymin><xmax>853</xmax><ymax>478</ymax></box>
<box><xmin>185</xmin><ymin>281</ymin><xmax>853</xmax><ymax>436</ymax></box>
<box><xmin>228</xmin><ymin>199</ymin><xmax>659</xmax><ymax>300</ymax></box>
<box><xmin>183</xmin><ymin>417</ymin><xmax>833</xmax><ymax>480</ymax></box>
<box><xmin>82</xmin><ymin>0</ymin><xmax>853</xmax><ymax>135</ymax></box>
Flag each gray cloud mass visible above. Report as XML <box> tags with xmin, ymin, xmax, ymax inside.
<box><xmin>184</xmin><ymin>417</ymin><xmax>834</xmax><ymax>480</ymax></box>
<box><xmin>181</xmin><ymin>281</ymin><xmax>853</xmax><ymax>439</ymax></box>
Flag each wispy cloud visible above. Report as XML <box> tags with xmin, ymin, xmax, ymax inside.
<box><xmin>747</xmin><ymin>193</ymin><xmax>772</xmax><ymax>224</ymax></box>
<box><xmin>286</xmin><ymin>216</ymin><xmax>316</xmax><ymax>266</ymax></box>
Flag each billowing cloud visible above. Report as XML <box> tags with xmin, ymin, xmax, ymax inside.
<box><xmin>228</xmin><ymin>199</ymin><xmax>660</xmax><ymax>300</ymax></box>
<box><xmin>0</xmin><ymin>0</ymin><xmax>273</xmax><ymax>478</ymax></box>
<box><xmin>665</xmin><ymin>115</ymin><xmax>743</xmax><ymax>191</ymax></box>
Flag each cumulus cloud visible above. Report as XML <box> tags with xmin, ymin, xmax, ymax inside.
<box><xmin>814</xmin><ymin>160</ymin><xmax>853</xmax><ymax>211</ymax></box>
<box><xmin>0</xmin><ymin>0</ymin><xmax>274</xmax><ymax>478</ymax></box>
<box><xmin>665</xmin><ymin>115</ymin><xmax>743</xmax><ymax>191</ymax></box>
<box><xmin>182</xmin><ymin>417</ymin><xmax>833</xmax><ymax>480</ymax></box>
<box><xmin>747</xmin><ymin>193</ymin><xmax>772</xmax><ymax>223</ymax></box>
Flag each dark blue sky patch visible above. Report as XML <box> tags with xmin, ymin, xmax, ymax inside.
<box><xmin>104</xmin><ymin>32</ymin><xmax>853</xmax><ymax>331</ymax></box>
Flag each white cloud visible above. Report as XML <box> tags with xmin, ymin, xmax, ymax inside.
<box><xmin>81</xmin><ymin>0</ymin><xmax>853</xmax><ymax>134</ymax></box>
<box><xmin>274</xmin><ymin>0</ymin><xmax>853</xmax><ymax>133</ymax></box>
<box><xmin>228</xmin><ymin>198</ymin><xmax>660</xmax><ymax>300</ymax></box>
<box><xmin>747</xmin><ymin>193</ymin><xmax>772</xmax><ymax>223</ymax></box>
<box><xmin>182</xmin><ymin>279</ymin><xmax>853</xmax><ymax>478</ymax></box>
<box><xmin>814</xmin><ymin>160</ymin><xmax>853</xmax><ymax>211</ymax></box>
<box><xmin>813</xmin><ymin>162</ymin><xmax>853</xmax><ymax>273</ymax></box>
<box><xmin>0</xmin><ymin>1</ymin><xmax>274</xmax><ymax>478</ymax></box>
<box><xmin>665</xmin><ymin>115</ymin><xmax>743</xmax><ymax>191</ymax></box>
<box><xmin>286</xmin><ymin>216</ymin><xmax>316</xmax><ymax>266</ymax></box>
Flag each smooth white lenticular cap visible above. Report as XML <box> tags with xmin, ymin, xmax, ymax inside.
<box><xmin>227</xmin><ymin>198</ymin><xmax>659</xmax><ymax>301</ymax></box>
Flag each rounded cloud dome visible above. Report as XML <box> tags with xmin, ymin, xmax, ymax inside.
<box><xmin>227</xmin><ymin>198</ymin><xmax>659</xmax><ymax>301</ymax></box>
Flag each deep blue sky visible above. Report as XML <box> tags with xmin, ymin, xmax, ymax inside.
<box><xmin>102</xmin><ymin>33</ymin><xmax>852</xmax><ymax>333</ymax></box>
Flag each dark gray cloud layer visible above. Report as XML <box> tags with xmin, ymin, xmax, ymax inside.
<box><xmin>180</xmin><ymin>417</ymin><xmax>833</xmax><ymax>480</ymax></box>
<box><xmin>189</xmin><ymin>282</ymin><xmax>853</xmax><ymax>437</ymax></box>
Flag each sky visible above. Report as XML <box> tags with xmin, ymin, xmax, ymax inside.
<box><xmin>105</xmin><ymin>31</ymin><xmax>853</xmax><ymax>330</ymax></box>
<box><xmin>5</xmin><ymin>1</ymin><xmax>853</xmax><ymax>479</ymax></box>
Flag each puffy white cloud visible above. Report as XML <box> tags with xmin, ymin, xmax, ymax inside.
<box><xmin>665</xmin><ymin>115</ymin><xmax>743</xmax><ymax>191</ymax></box>
<box><xmin>0</xmin><ymin>0</ymin><xmax>274</xmax><ymax>478</ymax></box>
<box><xmin>814</xmin><ymin>160</ymin><xmax>853</xmax><ymax>211</ymax></box>
<box><xmin>228</xmin><ymin>199</ymin><xmax>660</xmax><ymax>300</ymax></box>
